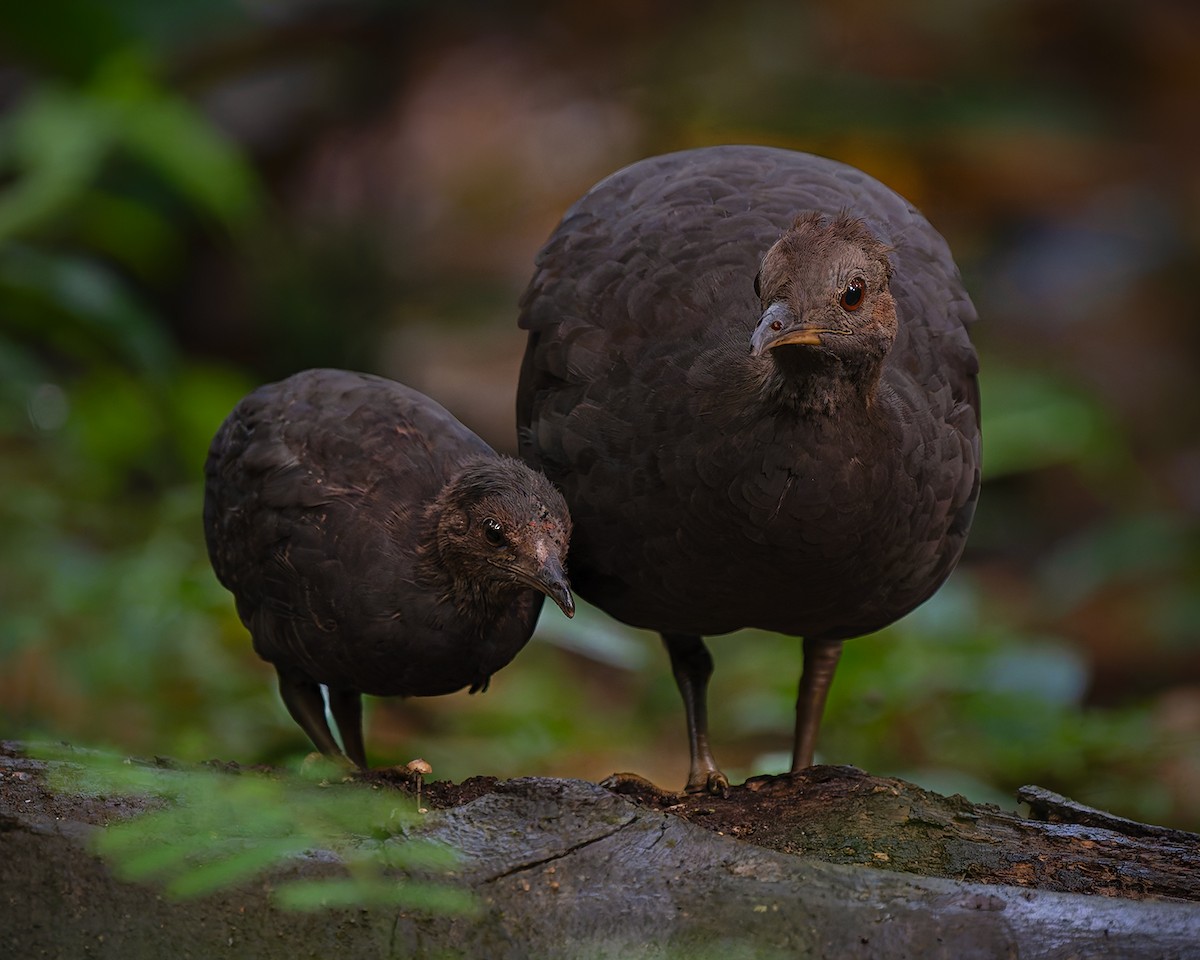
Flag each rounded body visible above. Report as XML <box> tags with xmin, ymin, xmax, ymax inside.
<box><xmin>205</xmin><ymin>368</ymin><xmax>543</xmax><ymax>697</ymax></box>
<box><xmin>517</xmin><ymin>146</ymin><xmax>980</xmax><ymax>640</ymax></box>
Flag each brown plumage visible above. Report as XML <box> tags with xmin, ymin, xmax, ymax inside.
<box><xmin>517</xmin><ymin>145</ymin><xmax>980</xmax><ymax>793</ymax></box>
<box><xmin>204</xmin><ymin>368</ymin><xmax>574</xmax><ymax>768</ymax></box>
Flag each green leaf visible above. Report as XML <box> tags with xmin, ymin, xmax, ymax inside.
<box><xmin>0</xmin><ymin>246</ymin><xmax>175</xmax><ymax>373</ymax></box>
<box><xmin>35</xmin><ymin>746</ymin><xmax>469</xmax><ymax>912</ymax></box>
<box><xmin>92</xmin><ymin>51</ymin><xmax>259</xmax><ymax>226</ymax></box>
<box><xmin>274</xmin><ymin>876</ymin><xmax>478</xmax><ymax>914</ymax></box>
<box><xmin>0</xmin><ymin>86</ymin><xmax>113</xmax><ymax>241</ymax></box>
<box><xmin>165</xmin><ymin>838</ymin><xmax>314</xmax><ymax>898</ymax></box>
<box><xmin>978</xmin><ymin>364</ymin><xmax>1124</xmax><ymax>479</ymax></box>
<box><xmin>1039</xmin><ymin>512</ymin><xmax>1192</xmax><ymax>612</ymax></box>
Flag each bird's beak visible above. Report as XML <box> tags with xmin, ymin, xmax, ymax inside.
<box><xmin>750</xmin><ymin>301</ymin><xmax>824</xmax><ymax>356</ymax></box>
<box><xmin>531</xmin><ymin>553</ymin><xmax>575</xmax><ymax>619</ymax></box>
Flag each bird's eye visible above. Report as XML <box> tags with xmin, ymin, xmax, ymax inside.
<box><xmin>753</xmin><ymin>272</ymin><xmax>762</xmax><ymax>298</ymax></box>
<box><xmin>482</xmin><ymin>517</ymin><xmax>507</xmax><ymax>546</ymax></box>
<box><xmin>840</xmin><ymin>279</ymin><xmax>865</xmax><ymax>312</ymax></box>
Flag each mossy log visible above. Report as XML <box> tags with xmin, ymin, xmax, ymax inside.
<box><xmin>2</xmin><ymin>742</ymin><xmax>1198</xmax><ymax>959</ymax></box>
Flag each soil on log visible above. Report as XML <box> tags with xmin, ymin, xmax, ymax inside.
<box><xmin>2</xmin><ymin>741</ymin><xmax>1198</xmax><ymax>959</ymax></box>
<box><xmin>604</xmin><ymin>765</ymin><xmax>1200</xmax><ymax>902</ymax></box>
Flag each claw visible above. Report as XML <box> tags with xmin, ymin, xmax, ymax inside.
<box><xmin>684</xmin><ymin>770</ymin><xmax>730</xmax><ymax>798</ymax></box>
<box><xmin>601</xmin><ymin>771</ymin><xmax>685</xmax><ymax>803</ymax></box>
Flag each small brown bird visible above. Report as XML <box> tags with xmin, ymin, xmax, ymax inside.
<box><xmin>204</xmin><ymin>368</ymin><xmax>574</xmax><ymax>768</ymax></box>
<box><xmin>517</xmin><ymin>146</ymin><xmax>980</xmax><ymax>793</ymax></box>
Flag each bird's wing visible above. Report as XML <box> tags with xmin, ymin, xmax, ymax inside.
<box><xmin>204</xmin><ymin>369</ymin><xmax>491</xmax><ymax>635</ymax></box>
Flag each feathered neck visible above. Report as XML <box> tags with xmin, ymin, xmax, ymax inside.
<box><xmin>760</xmin><ymin>345</ymin><xmax>885</xmax><ymax>419</ymax></box>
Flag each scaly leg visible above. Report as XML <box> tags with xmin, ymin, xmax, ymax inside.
<box><xmin>662</xmin><ymin>632</ymin><xmax>728</xmax><ymax>795</ymax></box>
<box><xmin>277</xmin><ymin>669</ymin><xmax>345</xmax><ymax>762</ymax></box>
<box><xmin>327</xmin><ymin>687</ymin><xmax>367</xmax><ymax>769</ymax></box>
<box><xmin>791</xmin><ymin>637</ymin><xmax>843</xmax><ymax>771</ymax></box>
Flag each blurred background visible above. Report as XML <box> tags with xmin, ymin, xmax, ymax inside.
<box><xmin>2</xmin><ymin>0</ymin><xmax>1198</xmax><ymax>828</ymax></box>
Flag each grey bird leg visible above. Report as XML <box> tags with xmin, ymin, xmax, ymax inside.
<box><xmin>327</xmin><ymin>687</ymin><xmax>367</xmax><ymax>769</ymax></box>
<box><xmin>276</xmin><ymin>669</ymin><xmax>346</xmax><ymax>762</ymax></box>
<box><xmin>791</xmin><ymin>637</ymin><xmax>844</xmax><ymax>770</ymax></box>
<box><xmin>662</xmin><ymin>632</ymin><xmax>729</xmax><ymax>795</ymax></box>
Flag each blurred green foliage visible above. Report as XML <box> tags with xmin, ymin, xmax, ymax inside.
<box><xmin>0</xmin><ymin>1</ymin><xmax>264</xmax><ymax>757</ymax></box>
<box><xmin>1</xmin><ymin>0</ymin><xmax>1197</xmax><ymax>838</ymax></box>
<box><xmin>41</xmin><ymin>743</ymin><xmax>473</xmax><ymax>910</ymax></box>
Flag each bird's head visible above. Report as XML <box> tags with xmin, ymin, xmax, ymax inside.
<box><xmin>436</xmin><ymin>457</ymin><xmax>575</xmax><ymax>618</ymax></box>
<box><xmin>750</xmin><ymin>213</ymin><xmax>897</xmax><ymax>377</ymax></box>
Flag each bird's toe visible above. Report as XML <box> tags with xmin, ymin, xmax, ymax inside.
<box><xmin>685</xmin><ymin>770</ymin><xmax>730</xmax><ymax>798</ymax></box>
<box><xmin>600</xmin><ymin>771</ymin><xmax>684</xmax><ymax>802</ymax></box>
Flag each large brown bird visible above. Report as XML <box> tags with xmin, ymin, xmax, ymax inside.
<box><xmin>205</xmin><ymin>368</ymin><xmax>574</xmax><ymax>768</ymax></box>
<box><xmin>517</xmin><ymin>145</ymin><xmax>980</xmax><ymax>793</ymax></box>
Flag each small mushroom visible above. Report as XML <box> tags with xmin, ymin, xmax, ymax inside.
<box><xmin>406</xmin><ymin>758</ymin><xmax>432</xmax><ymax>813</ymax></box>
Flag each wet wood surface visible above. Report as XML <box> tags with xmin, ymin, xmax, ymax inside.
<box><xmin>2</xmin><ymin>743</ymin><xmax>1198</xmax><ymax>959</ymax></box>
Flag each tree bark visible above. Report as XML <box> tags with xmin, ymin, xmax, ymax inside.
<box><xmin>2</xmin><ymin>742</ymin><xmax>1198</xmax><ymax>959</ymax></box>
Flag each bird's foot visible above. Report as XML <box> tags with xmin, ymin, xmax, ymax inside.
<box><xmin>684</xmin><ymin>769</ymin><xmax>730</xmax><ymax>798</ymax></box>
<box><xmin>600</xmin><ymin>771</ymin><xmax>685</xmax><ymax>803</ymax></box>
<box><xmin>299</xmin><ymin>751</ymin><xmax>358</xmax><ymax>781</ymax></box>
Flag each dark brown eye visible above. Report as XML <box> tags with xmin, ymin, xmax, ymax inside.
<box><xmin>753</xmin><ymin>272</ymin><xmax>762</xmax><ymax>298</ymax></box>
<box><xmin>482</xmin><ymin>518</ymin><xmax>506</xmax><ymax>546</ymax></box>
<box><xmin>840</xmin><ymin>279</ymin><xmax>865</xmax><ymax>312</ymax></box>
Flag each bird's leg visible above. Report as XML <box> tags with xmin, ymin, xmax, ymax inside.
<box><xmin>276</xmin><ymin>669</ymin><xmax>347</xmax><ymax>763</ymax></box>
<box><xmin>327</xmin><ymin>687</ymin><xmax>367</xmax><ymax>769</ymax></box>
<box><xmin>791</xmin><ymin>637</ymin><xmax>843</xmax><ymax>771</ymax></box>
<box><xmin>662</xmin><ymin>632</ymin><xmax>729</xmax><ymax>795</ymax></box>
